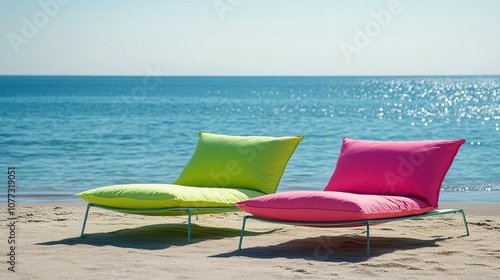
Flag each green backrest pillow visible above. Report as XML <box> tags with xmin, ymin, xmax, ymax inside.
<box><xmin>174</xmin><ymin>131</ymin><xmax>304</xmax><ymax>194</ymax></box>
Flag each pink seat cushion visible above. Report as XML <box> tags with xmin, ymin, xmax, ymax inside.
<box><xmin>324</xmin><ymin>138</ymin><xmax>465</xmax><ymax>208</ymax></box>
<box><xmin>235</xmin><ymin>191</ymin><xmax>434</xmax><ymax>222</ymax></box>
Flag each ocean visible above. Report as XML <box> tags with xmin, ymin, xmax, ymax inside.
<box><xmin>1</xmin><ymin>76</ymin><xmax>499</xmax><ymax>204</ymax></box>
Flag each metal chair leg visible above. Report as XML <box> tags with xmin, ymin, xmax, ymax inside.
<box><xmin>187</xmin><ymin>209</ymin><xmax>192</xmax><ymax>244</ymax></box>
<box><xmin>80</xmin><ymin>203</ymin><xmax>92</xmax><ymax>237</ymax></box>
<box><xmin>460</xmin><ymin>209</ymin><xmax>470</xmax><ymax>236</ymax></box>
<box><xmin>238</xmin><ymin>216</ymin><xmax>249</xmax><ymax>250</ymax></box>
<box><xmin>366</xmin><ymin>222</ymin><xmax>371</xmax><ymax>257</ymax></box>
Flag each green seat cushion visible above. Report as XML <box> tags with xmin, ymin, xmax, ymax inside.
<box><xmin>174</xmin><ymin>132</ymin><xmax>304</xmax><ymax>194</ymax></box>
<box><xmin>76</xmin><ymin>183</ymin><xmax>265</xmax><ymax>214</ymax></box>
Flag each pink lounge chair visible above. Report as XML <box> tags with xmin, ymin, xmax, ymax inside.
<box><xmin>236</xmin><ymin>138</ymin><xmax>469</xmax><ymax>257</ymax></box>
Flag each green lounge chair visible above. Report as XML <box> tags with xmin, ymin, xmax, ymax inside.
<box><xmin>76</xmin><ymin>132</ymin><xmax>303</xmax><ymax>243</ymax></box>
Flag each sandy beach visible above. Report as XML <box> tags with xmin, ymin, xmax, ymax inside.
<box><xmin>2</xmin><ymin>202</ymin><xmax>499</xmax><ymax>279</ymax></box>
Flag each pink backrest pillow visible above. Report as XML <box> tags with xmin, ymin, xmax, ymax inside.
<box><xmin>324</xmin><ymin>138</ymin><xmax>466</xmax><ymax>207</ymax></box>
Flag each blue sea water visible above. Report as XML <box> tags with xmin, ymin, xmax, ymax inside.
<box><xmin>1</xmin><ymin>76</ymin><xmax>499</xmax><ymax>203</ymax></box>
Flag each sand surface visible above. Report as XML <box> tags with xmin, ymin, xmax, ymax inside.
<box><xmin>1</xmin><ymin>203</ymin><xmax>499</xmax><ymax>279</ymax></box>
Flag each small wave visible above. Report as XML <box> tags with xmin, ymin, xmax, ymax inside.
<box><xmin>441</xmin><ymin>185</ymin><xmax>500</xmax><ymax>192</ymax></box>
<box><xmin>15</xmin><ymin>193</ymin><xmax>81</xmax><ymax>203</ymax></box>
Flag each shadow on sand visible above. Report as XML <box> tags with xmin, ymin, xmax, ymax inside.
<box><xmin>212</xmin><ymin>234</ymin><xmax>460</xmax><ymax>262</ymax></box>
<box><xmin>37</xmin><ymin>223</ymin><xmax>276</xmax><ymax>250</ymax></box>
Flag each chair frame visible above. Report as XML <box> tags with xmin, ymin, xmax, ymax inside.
<box><xmin>80</xmin><ymin>203</ymin><xmax>239</xmax><ymax>244</ymax></box>
<box><xmin>238</xmin><ymin>208</ymin><xmax>469</xmax><ymax>257</ymax></box>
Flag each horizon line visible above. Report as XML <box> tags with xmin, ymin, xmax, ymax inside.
<box><xmin>1</xmin><ymin>74</ymin><xmax>499</xmax><ymax>78</ymax></box>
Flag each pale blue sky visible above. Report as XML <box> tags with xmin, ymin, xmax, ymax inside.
<box><xmin>1</xmin><ymin>0</ymin><xmax>499</xmax><ymax>76</ymax></box>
